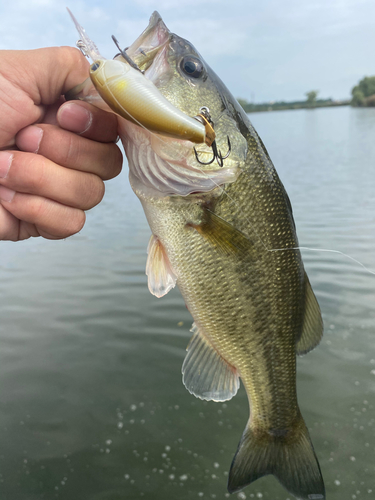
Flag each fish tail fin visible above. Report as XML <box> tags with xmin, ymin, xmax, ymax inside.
<box><xmin>228</xmin><ymin>417</ymin><xmax>325</xmax><ymax>500</ymax></box>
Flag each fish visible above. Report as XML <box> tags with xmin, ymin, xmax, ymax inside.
<box><xmin>68</xmin><ymin>11</ymin><xmax>325</xmax><ymax>500</ymax></box>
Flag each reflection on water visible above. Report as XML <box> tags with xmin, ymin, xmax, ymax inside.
<box><xmin>0</xmin><ymin>106</ymin><xmax>375</xmax><ymax>500</ymax></box>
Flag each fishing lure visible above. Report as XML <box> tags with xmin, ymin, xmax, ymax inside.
<box><xmin>67</xmin><ymin>9</ymin><xmax>216</xmax><ymax>148</ymax></box>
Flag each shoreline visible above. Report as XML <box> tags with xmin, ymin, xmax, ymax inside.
<box><xmin>242</xmin><ymin>100</ymin><xmax>351</xmax><ymax>113</ymax></box>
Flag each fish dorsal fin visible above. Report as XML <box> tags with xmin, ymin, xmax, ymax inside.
<box><xmin>146</xmin><ymin>235</ymin><xmax>177</xmax><ymax>298</ymax></box>
<box><xmin>296</xmin><ymin>273</ymin><xmax>324</xmax><ymax>355</ymax></box>
<box><xmin>182</xmin><ymin>323</ymin><xmax>240</xmax><ymax>402</ymax></box>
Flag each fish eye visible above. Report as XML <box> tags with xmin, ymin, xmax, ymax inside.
<box><xmin>90</xmin><ymin>62</ymin><xmax>100</xmax><ymax>72</ymax></box>
<box><xmin>180</xmin><ymin>56</ymin><xmax>204</xmax><ymax>79</ymax></box>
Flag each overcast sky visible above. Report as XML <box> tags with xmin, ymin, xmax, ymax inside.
<box><xmin>1</xmin><ymin>0</ymin><xmax>374</xmax><ymax>102</ymax></box>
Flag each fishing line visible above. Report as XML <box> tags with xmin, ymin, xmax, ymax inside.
<box><xmin>77</xmin><ymin>37</ymin><xmax>375</xmax><ymax>278</ymax></box>
<box><xmin>114</xmin><ymin>106</ymin><xmax>375</xmax><ymax>276</ymax></box>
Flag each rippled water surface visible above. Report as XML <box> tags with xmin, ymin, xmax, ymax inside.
<box><xmin>1</xmin><ymin>106</ymin><xmax>375</xmax><ymax>500</ymax></box>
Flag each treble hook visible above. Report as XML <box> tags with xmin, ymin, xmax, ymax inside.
<box><xmin>192</xmin><ymin>106</ymin><xmax>231</xmax><ymax>167</ymax></box>
<box><xmin>111</xmin><ymin>35</ymin><xmax>144</xmax><ymax>73</ymax></box>
<box><xmin>194</xmin><ymin>136</ymin><xmax>231</xmax><ymax>167</ymax></box>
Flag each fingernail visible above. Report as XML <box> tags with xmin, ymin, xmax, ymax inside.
<box><xmin>0</xmin><ymin>152</ymin><xmax>14</xmax><ymax>179</ymax></box>
<box><xmin>0</xmin><ymin>185</ymin><xmax>16</xmax><ymax>203</ymax></box>
<box><xmin>16</xmin><ymin>126</ymin><xmax>44</xmax><ymax>154</ymax></box>
<box><xmin>58</xmin><ymin>102</ymin><xmax>92</xmax><ymax>134</ymax></box>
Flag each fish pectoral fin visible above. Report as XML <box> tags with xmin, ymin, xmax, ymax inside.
<box><xmin>188</xmin><ymin>208</ymin><xmax>256</xmax><ymax>258</ymax></box>
<box><xmin>296</xmin><ymin>273</ymin><xmax>324</xmax><ymax>355</ymax></box>
<box><xmin>146</xmin><ymin>235</ymin><xmax>177</xmax><ymax>298</ymax></box>
<box><xmin>182</xmin><ymin>323</ymin><xmax>240</xmax><ymax>402</ymax></box>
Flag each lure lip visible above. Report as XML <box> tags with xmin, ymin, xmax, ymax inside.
<box><xmin>66</xmin><ymin>7</ymin><xmax>103</xmax><ymax>62</ymax></box>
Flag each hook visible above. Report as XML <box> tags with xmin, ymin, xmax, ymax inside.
<box><xmin>192</xmin><ymin>107</ymin><xmax>231</xmax><ymax>167</ymax></box>
<box><xmin>194</xmin><ymin>136</ymin><xmax>231</xmax><ymax>167</ymax></box>
<box><xmin>111</xmin><ymin>35</ymin><xmax>143</xmax><ymax>73</ymax></box>
<box><xmin>76</xmin><ymin>39</ymin><xmax>89</xmax><ymax>57</ymax></box>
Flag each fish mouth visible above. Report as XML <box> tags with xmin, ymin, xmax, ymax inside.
<box><xmin>117</xmin><ymin>12</ymin><xmax>171</xmax><ymax>75</ymax></box>
<box><xmin>65</xmin><ymin>12</ymin><xmax>170</xmax><ymax>104</ymax></box>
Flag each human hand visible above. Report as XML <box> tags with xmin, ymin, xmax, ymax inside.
<box><xmin>0</xmin><ymin>47</ymin><xmax>122</xmax><ymax>241</ymax></box>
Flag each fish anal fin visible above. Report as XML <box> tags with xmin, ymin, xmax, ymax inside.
<box><xmin>228</xmin><ymin>417</ymin><xmax>325</xmax><ymax>499</ymax></box>
<box><xmin>296</xmin><ymin>273</ymin><xmax>324</xmax><ymax>356</ymax></box>
<box><xmin>182</xmin><ymin>323</ymin><xmax>240</xmax><ymax>402</ymax></box>
<box><xmin>188</xmin><ymin>208</ymin><xmax>257</xmax><ymax>258</ymax></box>
<box><xmin>146</xmin><ymin>235</ymin><xmax>177</xmax><ymax>298</ymax></box>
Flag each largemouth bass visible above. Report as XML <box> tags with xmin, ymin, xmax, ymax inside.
<box><xmin>69</xmin><ymin>11</ymin><xmax>325</xmax><ymax>500</ymax></box>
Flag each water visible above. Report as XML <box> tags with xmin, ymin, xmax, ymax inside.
<box><xmin>1</xmin><ymin>105</ymin><xmax>375</xmax><ymax>500</ymax></box>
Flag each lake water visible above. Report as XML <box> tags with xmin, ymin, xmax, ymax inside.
<box><xmin>0</xmin><ymin>105</ymin><xmax>374</xmax><ymax>500</ymax></box>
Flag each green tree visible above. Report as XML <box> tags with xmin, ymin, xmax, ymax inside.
<box><xmin>305</xmin><ymin>90</ymin><xmax>319</xmax><ymax>107</ymax></box>
<box><xmin>237</xmin><ymin>98</ymin><xmax>251</xmax><ymax>112</ymax></box>
<box><xmin>351</xmin><ymin>76</ymin><xmax>375</xmax><ymax>106</ymax></box>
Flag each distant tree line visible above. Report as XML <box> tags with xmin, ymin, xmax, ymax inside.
<box><xmin>238</xmin><ymin>75</ymin><xmax>375</xmax><ymax>113</ymax></box>
<box><xmin>237</xmin><ymin>95</ymin><xmax>347</xmax><ymax>113</ymax></box>
<box><xmin>351</xmin><ymin>76</ymin><xmax>375</xmax><ymax>107</ymax></box>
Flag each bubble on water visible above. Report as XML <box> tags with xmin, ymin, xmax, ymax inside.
<box><xmin>169</xmin><ymin>474</ymin><xmax>175</xmax><ymax>480</ymax></box>
<box><xmin>106</xmin><ymin>439</ymin><xmax>112</xmax><ymax>445</ymax></box>
<box><xmin>256</xmin><ymin>494</ymin><xmax>263</xmax><ymax>498</ymax></box>
<box><xmin>117</xmin><ymin>422</ymin><xmax>123</xmax><ymax>429</ymax></box>
<box><xmin>350</xmin><ymin>456</ymin><xmax>356</xmax><ymax>461</ymax></box>
<box><xmin>174</xmin><ymin>405</ymin><xmax>180</xmax><ymax>410</ymax></box>
<box><xmin>179</xmin><ymin>474</ymin><xmax>188</xmax><ymax>481</ymax></box>
<box><xmin>198</xmin><ymin>493</ymin><xmax>204</xmax><ymax>498</ymax></box>
<box><xmin>130</xmin><ymin>404</ymin><xmax>137</xmax><ymax>411</ymax></box>
<box><xmin>213</xmin><ymin>462</ymin><xmax>220</xmax><ymax>468</ymax></box>
<box><xmin>237</xmin><ymin>493</ymin><xmax>246</xmax><ymax>499</ymax></box>
<box><xmin>124</xmin><ymin>474</ymin><xmax>130</xmax><ymax>480</ymax></box>
<box><xmin>334</xmin><ymin>480</ymin><xmax>341</xmax><ymax>486</ymax></box>
<box><xmin>371</xmin><ymin>370</ymin><xmax>375</xmax><ymax>375</ymax></box>
<box><xmin>162</xmin><ymin>453</ymin><xmax>167</xmax><ymax>458</ymax></box>
<box><xmin>165</xmin><ymin>445</ymin><xmax>171</xmax><ymax>452</ymax></box>
<box><xmin>105</xmin><ymin>448</ymin><xmax>110</xmax><ymax>454</ymax></box>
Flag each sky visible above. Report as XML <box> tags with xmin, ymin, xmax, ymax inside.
<box><xmin>1</xmin><ymin>0</ymin><xmax>374</xmax><ymax>102</ymax></box>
